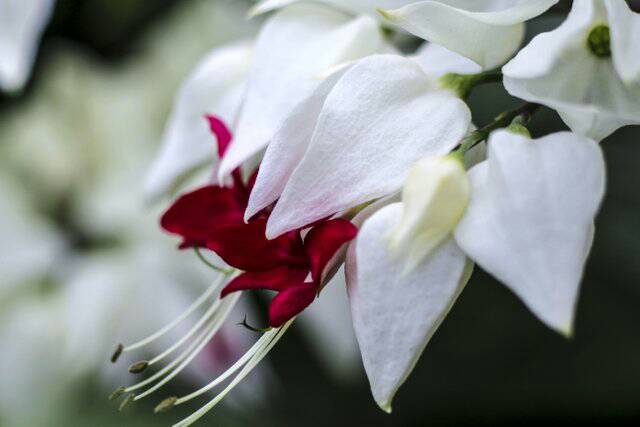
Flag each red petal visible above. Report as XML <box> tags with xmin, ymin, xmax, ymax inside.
<box><xmin>304</xmin><ymin>219</ymin><xmax>358</xmax><ymax>283</ymax></box>
<box><xmin>220</xmin><ymin>267</ymin><xmax>309</xmax><ymax>298</ymax></box>
<box><xmin>268</xmin><ymin>282</ymin><xmax>317</xmax><ymax>327</ymax></box>
<box><xmin>205</xmin><ymin>219</ymin><xmax>308</xmax><ymax>272</ymax></box>
<box><xmin>206</xmin><ymin>115</ymin><xmax>233</xmax><ymax>159</ymax></box>
<box><xmin>160</xmin><ymin>185</ymin><xmax>245</xmax><ymax>248</ymax></box>
<box><xmin>205</xmin><ymin>115</ymin><xmax>245</xmax><ymax>189</ymax></box>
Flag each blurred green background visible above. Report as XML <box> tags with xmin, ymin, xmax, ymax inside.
<box><xmin>1</xmin><ymin>1</ymin><xmax>639</xmax><ymax>426</ymax></box>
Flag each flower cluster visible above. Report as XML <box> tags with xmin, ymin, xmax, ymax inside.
<box><xmin>111</xmin><ymin>0</ymin><xmax>640</xmax><ymax>425</ymax></box>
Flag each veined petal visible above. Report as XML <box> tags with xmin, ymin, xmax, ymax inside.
<box><xmin>218</xmin><ymin>5</ymin><xmax>385</xmax><ymax>181</ymax></box>
<box><xmin>380</xmin><ymin>0</ymin><xmax>558</xmax><ymax>69</ymax></box>
<box><xmin>346</xmin><ymin>203</ymin><xmax>471</xmax><ymax>412</ymax></box>
<box><xmin>144</xmin><ymin>41</ymin><xmax>252</xmax><ymax>200</ymax></box>
<box><xmin>266</xmin><ymin>54</ymin><xmax>470</xmax><ymax>238</ymax></box>
<box><xmin>605</xmin><ymin>0</ymin><xmax>640</xmax><ymax>85</ymax></box>
<box><xmin>454</xmin><ymin>130</ymin><xmax>606</xmax><ymax>336</ymax></box>
<box><xmin>502</xmin><ymin>0</ymin><xmax>640</xmax><ymax>140</ymax></box>
<box><xmin>0</xmin><ymin>0</ymin><xmax>55</xmax><ymax>92</ymax></box>
<box><xmin>245</xmin><ymin>68</ymin><xmax>348</xmax><ymax>220</ymax></box>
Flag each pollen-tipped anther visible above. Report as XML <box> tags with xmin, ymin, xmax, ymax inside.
<box><xmin>128</xmin><ymin>360</ymin><xmax>149</xmax><ymax>374</ymax></box>
<box><xmin>109</xmin><ymin>386</ymin><xmax>126</xmax><ymax>401</ymax></box>
<box><xmin>111</xmin><ymin>344</ymin><xmax>124</xmax><ymax>363</ymax></box>
<box><xmin>155</xmin><ymin>396</ymin><xmax>178</xmax><ymax>413</ymax></box>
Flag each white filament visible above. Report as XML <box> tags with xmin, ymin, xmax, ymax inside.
<box><xmin>133</xmin><ymin>293</ymin><xmax>241</xmax><ymax>400</ymax></box>
<box><xmin>172</xmin><ymin>319</ymin><xmax>295</xmax><ymax>427</ymax></box>
<box><xmin>122</xmin><ymin>275</ymin><xmax>226</xmax><ymax>353</ymax></box>
<box><xmin>174</xmin><ymin>328</ymin><xmax>279</xmax><ymax>406</ymax></box>
<box><xmin>148</xmin><ymin>298</ymin><xmax>223</xmax><ymax>366</ymax></box>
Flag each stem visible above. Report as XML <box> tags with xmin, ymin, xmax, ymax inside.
<box><xmin>457</xmin><ymin>103</ymin><xmax>540</xmax><ymax>154</ymax></box>
<box><xmin>439</xmin><ymin>70</ymin><xmax>503</xmax><ymax>99</ymax></box>
<box><xmin>194</xmin><ymin>247</ymin><xmax>233</xmax><ymax>274</ymax></box>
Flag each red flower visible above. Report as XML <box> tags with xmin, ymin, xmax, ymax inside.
<box><xmin>161</xmin><ymin>116</ymin><xmax>357</xmax><ymax>327</ymax></box>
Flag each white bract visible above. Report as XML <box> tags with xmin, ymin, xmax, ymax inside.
<box><xmin>0</xmin><ymin>0</ymin><xmax>55</xmax><ymax>92</ymax></box>
<box><xmin>217</xmin><ymin>4</ymin><xmax>388</xmax><ymax>181</ymax></box>
<box><xmin>378</xmin><ymin>0</ymin><xmax>559</xmax><ymax>69</ymax></box>
<box><xmin>246</xmin><ymin>52</ymin><xmax>471</xmax><ymax>239</ymax></box>
<box><xmin>348</xmin><ymin>129</ymin><xmax>605</xmax><ymax>412</ymax></box>
<box><xmin>503</xmin><ymin>0</ymin><xmax>640</xmax><ymax>141</ymax></box>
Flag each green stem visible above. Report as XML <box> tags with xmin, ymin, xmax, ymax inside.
<box><xmin>457</xmin><ymin>103</ymin><xmax>540</xmax><ymax>154</ymax></box>
<box><xmin>439</xmin><ymin>69</ymin><xmax>503</xmax><ymax>99</ymax></box>
<box><xmin>194</xmin><ymin>247</ymin><xmax>233</xmax><ymax>274</ymax></box>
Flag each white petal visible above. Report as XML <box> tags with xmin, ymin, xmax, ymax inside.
<box><xmin>410</xmin><ymin>42</ymin><xmax>481</xmax><ymax>79</ymax></box>
<box><xmin>346</xmin><ymin>203</ymin><xmax>471</xmax><ymax>412</ymax></box>
<box><xmin>502</xmin><ymin>0</ymin><xmax>640</xmax><ymax>140</ymax></box>
<box><xmin>605</xmin><ymin>0</ymin><xmax>640</xmax><ymax>85</ymax></box>
<box><xmin>218</xmin><ymin>6</ymin><xmax>385</xmax><ymax>181</ymax></box>
<box><xmin>144</xmin><ymin>41</ymin><xmax>253</xmax><ymax>200</ymax></box>
<box><xmin>0</xmin><ymin>0</ymin><xmax>55</xmax><ymax>92</ymax></box>
<box><xmin>245</xmin><ymin>67</ymin><xmax>348</xmax><ymax>220</ymax></box>
<box><xmin>454</xmin><ymin>130</ymin><xmax>606</xmax><ymax>335</ymax></box>
<box><xmin>250</xmin><ymin>0</ymin><xmax>418</xmax><ymax>18</ymax></box>
<box><xmin>266</xmin><ymin>54</ymin><xmax>471</xmax><ymax>238</ymax></box>
<box><xmin>380</xmin><ymin>0</ymin><xmax>558</xmax><ymax>69</ymax></box>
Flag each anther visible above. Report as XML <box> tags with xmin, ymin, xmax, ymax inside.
<box><xmin>109</xmin><ymin>386</ymin><xmax>126</xmax><ymax>401</ymax></box>
<box><xmin>128</xmin><ymin>360</ymin><xmax>149</xmax><ymax>374</ymax></box>
<box><xmin>111</xmin><ymin>344</ymin><xmax>124</xmax><ymax>363</ymax></box>
<box><xmin>119</xmin><ymin>393</ymin><xmax>135</xmax><ymax>412</ymax></box>
<box><xmin>155</xmin><ymin>396</ymin><xmax>178</xmax><ymax>413</ymax></box>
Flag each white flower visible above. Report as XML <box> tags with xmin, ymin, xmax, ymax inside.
<box><xmin>0</xmin><ymin>0</ymin><xmax>55</xmax><ymax>92</ymax></box>
<box><xmin>378</xmin><ymin>0</ymin><xmax>559</xmax><ymax>69</ymax></box>
<box><xmin>250</xmin><ymin>0</ymin><xmax>416</xmax><ymax>18</ymax></box>
<box><xmin>503</xmin><ymin>0</ymin><xmax>640</xmax><ymax>141</ymax></box>
<box><xmin>347</xmin><ymin>129</ymin><xmax>605</xmax><ymax>412</ymax></box>
<box><xmin>246</xmin><ymin>52</ymin><xmax>472</xmax><ymax>239</ymax></box>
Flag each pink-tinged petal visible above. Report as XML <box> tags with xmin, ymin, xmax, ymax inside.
<box><xmin>160</xmin><ymin>185</ymin><xmax>245</xmax><ymax>248</ymax></box>
<box><xmin>304</xmin><ymin>219</ymin><xmax>358</xmax><ymax>284</ymax></box>
<box><xmin>221</xmin><ymin>267</ymin><xmax>310</xmax><ymax>298</ymax></box>
<box><xmin>269</xmin><ymin>282</ymin><xmax>317</xmax><ymax>327</ymax></box>
<box><xmin>206</xmin><ymin>219</ymin><xmax>307</xmax><ymax>272</ymax></box>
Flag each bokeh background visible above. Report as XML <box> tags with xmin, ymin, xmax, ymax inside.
<box><xmin>1</xmin><ymin>1</ymin><xmax>639</xmax><ymax>426</ymax></box>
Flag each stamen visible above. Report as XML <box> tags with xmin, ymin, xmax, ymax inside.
<box><xmin>132</xmin><ymin>293</ymin><xmax>241</xmax><ymax>401</ymax></box>
<box><xmin>128</xmin><ymin>360</ymin><xmax>149</xmax><ymax>374</ymax></box>
<box><xmin>109</xmin><ymin>386</ymin><xmax>126</xmax><ymax>400</ymax></box>
<box><xmin>146</xmin><ymin>298</ymin><xmax>223</xmax><ymax>367</ymax></box>
<box><xmin>171</xmin><ymin>328</ymin><xmax>279</xmax><ymax>407</ymax></box>
<box><xmin>111</xmin><ymin>344</ymin><xmax>124</xmax><ymax>363</ymax></box>
<box><xmin>118</xmin><ymin>275</ymin><xmax>227</xmax><ymax>354</ymax></box>
<box><xmin>155</xmin><ymin>396</ymin><xmax>178</xmax><ymax>413</ymax></box>
<box><xmin>172</xmin><ymin>319</ymin><xmax>294</xmax><ymax>427</ymax></box>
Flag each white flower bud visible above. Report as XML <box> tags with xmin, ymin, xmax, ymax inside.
<box><xmin>388</xmin><ymin>153</ymin><xmax>470</xmax><ymax>273</ymax></box>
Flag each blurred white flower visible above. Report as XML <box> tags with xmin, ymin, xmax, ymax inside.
<box><xmin>347</xmin><ymin>129</ymin><xmax>605</xmax><ymax>412</ymax></box>
<box><xmin>0</xmin><ymin>0</ymin><xmax>55</xmax><ymax>92</ymax></box>
<box><xmin>503</xmin><ymin>0</ymin><xmax>640</xmax><ymax>140</ymax></box>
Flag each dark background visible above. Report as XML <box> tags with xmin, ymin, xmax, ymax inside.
<box><xmin>2</xmin><ymin>0</ymin><xmax>639</xmax><ymax>426</ymax></box>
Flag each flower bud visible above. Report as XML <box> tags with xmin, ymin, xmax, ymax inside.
<box><xmin>389</xmin><ymin>154</ymin><xmax>470</xmax><ymax>273</ymax></box>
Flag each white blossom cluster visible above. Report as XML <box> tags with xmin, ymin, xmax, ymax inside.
<box><xmin>141</xmin><ymin>0</ymin><xmax>640</xmax><ymax>421</ymax></box>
